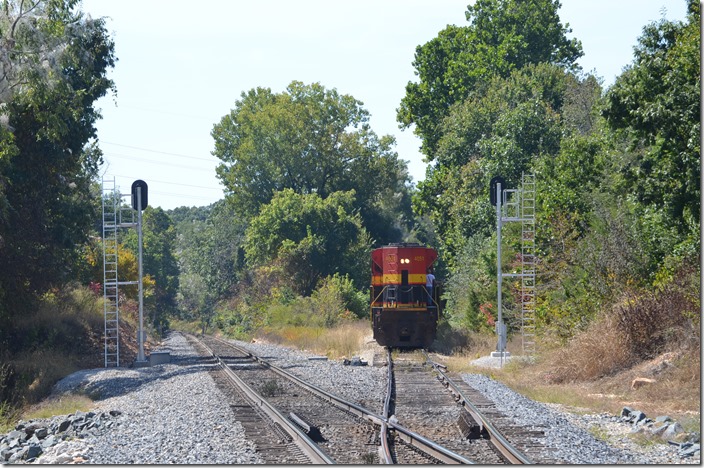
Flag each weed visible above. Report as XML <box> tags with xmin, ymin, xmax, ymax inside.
<box><xmin>260</xmin><ymin>380</ymin><xmax>283</xmax><ymax>397</ymax></box>
<box><xmin>0</xmin><ymin>400</ymin><xmax>20</xmax><ymax>433</ymax></box>
<box><xmin>22</xmin><ymin>395</ymin><xmax>93</xmax><ymax>421</ymax></box>
<box><xmin>254</xmin><ymin>321</ymin><xmax>369</xmax><ymax>360</ymax></box>
<box><xmin>627</xmin><ymin>432</ymin><xmax>660</xmax><ymax>447</ymax></box>
<box><xmin>588</xmin><ymin>425</ymin><xmax>610</xmax><ymax>442</ymax></box>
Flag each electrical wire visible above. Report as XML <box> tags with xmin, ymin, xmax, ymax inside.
<box><xmin>101</xmin><ymin>141</ymin><xmax>217</xmax><ymax>162</ymax></box>
<box><xmin>109</xmin><ymin>174</ymin><xmax>223</xmax><ymax>191</ymax></box>
<box><xmin>104</xmin><ymin>152</ymin><xmax>216</xmax><ymax>172</ymax></box>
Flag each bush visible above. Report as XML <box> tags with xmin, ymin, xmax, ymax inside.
<box><xmin>614</xmin><ymin>262</ymin><xmax>700</xmax><ymax>360</ymax></box>
<box><xmin>313</xmin><ymin>274</ymin><xmax>368</xmax><ymax>321</ymax></box>
<box><xmin>546</xmin><ymin>260</ymin><xmax>700</xmax><ymax>383</ymax></box>
<box><xmin>1</xmin><ymin>284</ymin><xmax>104</xmax><ymax>415</ymax></box>
<box><xmin>547</xmin><ymin>312</ymin><xmax>636</xmax><ymax>383</ymax></box>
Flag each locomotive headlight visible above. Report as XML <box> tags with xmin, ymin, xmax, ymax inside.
<box><xmin>401</xmin><ymin>258</ymin><xmax>410</xmax><ymax>264</ymax></box>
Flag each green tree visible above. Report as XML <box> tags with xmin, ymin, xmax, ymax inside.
<box><xmin>212</xmin><ymin>80</ymin><xmax>411</xmax><ymax>245</ymax></box>
<box><xmin>398</xmin><ymin>0</ymin><xmax>582</xmax><ymax>157</ymax></box>
<box><xmin>603</xmin><ymin>0</ymin><xmax>700</xmax><ymax>239</ymax></box>
<box><xmin>173</xmin><ymin>202</ymin><xmax>246</xmax><ymax>331</ymax></box>
<box><xmin>0</xmin><ymin>0</ymin><xmax>115</xmax><ymax>324</ymax></box>
<box><xmin>244</xmin><ymin>189</ymin><xmax>370</xmax><ymax>296</ymax></box>
<box><xmin>123</xmin><ymin>207</ymin><xmax>179</xmax><ymax>330</ymax></box>
<box><xmin>414</xmin><ymin>64</ymin><xmax>569</xmax><ymax>261</ymax></box>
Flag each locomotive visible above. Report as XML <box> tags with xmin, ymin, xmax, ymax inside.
<box><xmin>370</xmin><ymin>243</ymin><xmax>441</xmax><ymax>348</ymax></box>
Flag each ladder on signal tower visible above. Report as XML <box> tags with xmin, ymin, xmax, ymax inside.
<box><xmin>520</xmin><ymin>173</ymin><xmax>536</xmax><ymax>357</ymax></box>
<box><xmin>102</xmin><ymin>178</ymin><xmax>120</xmax><ymax>367</ymax></box>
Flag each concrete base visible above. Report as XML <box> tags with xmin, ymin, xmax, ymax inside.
<box><xmin>133</xmin><ymin>359</ymin><xmax>150</xmax><ymax>368</ymax></box>
<box><xmin>490</xmin><ymin>351</ymin><xmax>512</xmax><ymax>358</ymax></box>
<box><xmin>149</xmin><ymin>351</ymin><xmax>171</xmax><ymax>365</ymax></box>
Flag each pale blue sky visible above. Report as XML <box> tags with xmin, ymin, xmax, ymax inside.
<box><xmin>80</xmin><ymin>0</ymin><xmax>689</xmax><ymax>210</ymax></box>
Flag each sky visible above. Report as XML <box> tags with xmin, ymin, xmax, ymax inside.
<box><xmin>80</xmin><ymin>0</ymin><xmax>689</xmax><ymax>211</ymax></box>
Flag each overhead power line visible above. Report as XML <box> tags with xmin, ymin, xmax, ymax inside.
<box><xmin>101</xmin><ymin>141</ymin><xmax>218</xmax><ymax>162</ymax></box>
<box><xmin>104</xmin><ymin>152</ymin><xmax>216</xmax><ymax>172</ymax></box>
<box><xmin>110</xmin><ymin>174</ymin><xmax>223</xmax><ymax>191</ymax></box>
<box><xmin>149</xmin><ymin>190</ymin><xmax>220</xmax><ymax>201</ymax></box>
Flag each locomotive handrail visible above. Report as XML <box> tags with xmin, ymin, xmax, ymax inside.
<box><xmin>371</xmin><ymin>285</ymin><xmax>389</xmax><ymax>306</ymax></box>
<box><xmin>372</xmin><ymin>284</ymin><xmax>438</xmax><ymax>309</ymax></box>
<box><xmin>421</xmin><ymin>285</ymin><xmax>440</xmax><ymax>309</ymax></box>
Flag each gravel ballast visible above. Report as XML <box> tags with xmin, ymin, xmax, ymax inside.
<box><xmin>4</xmin><ymin>332</ymin><xmax>699</xmax><ymax>464</ymax></box>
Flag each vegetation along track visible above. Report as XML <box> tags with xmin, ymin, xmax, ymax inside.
<box><xmin>383</xmin><ymin>349</ymin><xmax>559</xmax><ymax>464</ymax></box>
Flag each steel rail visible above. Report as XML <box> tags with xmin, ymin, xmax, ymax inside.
<box><xmin>379</xmin><ymin>348</ymin><xmax>395</xmax><ymax>464</ymax></box>
<box><xmin>208</xmin><ymin>335</ymin><xmax>475</xmax><ymax>464</ymax></box>
<box><xmin>209</xmin><ymin>335</ymin><xmax>383</xmax><ymax>425</ymax></box>
<box><xmin>423</xmin><ymin>350</ymin><xmax>533</xmax><ymax>464</ymax></box>
<box><xmin>192</xmin><ymin>335</ymin><xmax>335</xmax><ymax>464</ymax></box>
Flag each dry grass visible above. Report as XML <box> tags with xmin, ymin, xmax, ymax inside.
<box><xmin>255</xmin><ymin>321</ymin><xmax>370</xmax><ymax>359</ymax></box>
<box><xmin>544</xmin><ymin>313</ymin><xmax>636</xmax><ymax>383</ymax></box>
<box><xmin>428</xmin><ymin>299</ymin><xmax>699</xmax><ymax>424</ymax></box>
<box><xmin>456</xmin><ymin>320</ymin><xmax>701</xmax><ymax>422</ymax></box>
<box><xmin>311</xmin><ymin>322</ymin><xmax>371</xmax><ymax>359</ymax></box>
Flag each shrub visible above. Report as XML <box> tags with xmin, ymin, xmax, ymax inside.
<box><xmin>1</xmin><ymin>283</ymin><xmax>104</xmax><ymax>418</ymax></box>
<box><xmin>311</xmin><ymin>274</ymin><xmax>368</xmax><ymax>324</ymax></box>
<box><xmin>614</xmin><ymin>262</ymin><xmax>700</xmax><ymax>359</ymax></box>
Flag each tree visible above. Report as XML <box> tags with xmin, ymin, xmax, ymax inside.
<box><xmin>603</xmin><ymin>0</ymin><xmax>700</xmax><ymax>238</ymax></box>
<box><xmin>212</xmin><ymin>80</ymin><xmax>412</xmax><ymax>245</ymax></box>
<box><xmin>0</xmin><ymin>0</ymin><xmax>115</xmax><ymax>323</ymax></box>
<box><xmin>122</xmin><ymin>207</ymin><xmax>179</xmax><ymax>330</ymax></box>
<box><xmin>413</xmin><ymin>64</ymin><xmax>568</xmax><ymax>260</ymax></box>
<box><xmin>244</xmin><ymin>189</ymin><xmax>370</xmax><ymax>296</ymax></box>
<box><xmin>173</xmin><ymin>201</ymin><xmax>246</xmax><ymax>331</ymax></box>
<box><xmin>398</xmin><ymin>0</ymin><xmax>582</xmax><ymax>158</ymax></box>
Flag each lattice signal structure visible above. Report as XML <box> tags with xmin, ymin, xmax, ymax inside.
<box><xmin>101</xmin><ymin>178</ymin><xmax>136</xmax><ymax>367</ymax></box>
<box><xmin>102</xmin><ymin>178</ymin><xmax>120</xmax><ymax>367</ymax></box>
<box><xmin>520</xmin><ymin>173</ymin><xmax>536</xmax><ymax>356</ymax></box>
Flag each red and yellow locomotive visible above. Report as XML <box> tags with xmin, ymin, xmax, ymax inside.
<box><xmin>370</xmin><ymin>243</ymin><xmax>440</xmax><ymax>348</ymax></box>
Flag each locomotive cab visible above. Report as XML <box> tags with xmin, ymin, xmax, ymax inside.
<box><xmin>370</xmin><ymin>243</ymin><xmax>441</xmax><ymax>348</ymax></box>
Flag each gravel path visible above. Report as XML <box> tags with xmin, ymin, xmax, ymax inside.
<box><xmin>4</xmin><ymin>332</ymin><xmax>699</xmax><ymax>464</ymax></box>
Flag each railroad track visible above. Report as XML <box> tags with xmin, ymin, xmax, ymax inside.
<box><xmin>184</xmin><ymin>333</ymin><xmax>333</xmax><ymax>464</ymax></box>
<box><xmin>184</xmin><ymin>332</ymin><xmax>550</xmax><ymax>464</ymax></box>
<box><xmin>380</xmin><ymin>349</ymin><xmax>544</xmax><ymax>464</ymax></box>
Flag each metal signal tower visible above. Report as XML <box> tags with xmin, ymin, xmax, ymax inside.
<box><xmin>101</xmin><ymin>178</ymin><xmax>138</xmax><ymax>367</ymax></box>
<box><xmin>519</xmin><ymin>173</ymin><xmax>536</xmax><ymax>356</ymax></box>
<box><xmin>494</xmin><ymin>172</ymin><xmax>537</xmax><ymax>358</ymax></box>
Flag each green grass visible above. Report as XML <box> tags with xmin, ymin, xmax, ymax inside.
<box><xmin>21</xmin><ymin>394</ymin><xmax>95</xmax><ymax>421</ymax></box>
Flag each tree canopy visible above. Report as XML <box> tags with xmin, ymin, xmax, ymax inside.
<box><xmin>244</xmin><ymin>189</ymin><xmax>370</xmax><ymax>296</ymax></box>
<box><xmin>212</xmin><ymin>80</ymin><xmax>412</xmax><ymax>245</ymax></box>
<box><xmin>0</xmin><ymin>0</ymin><xmax>115</xmax><ymax>320</ymax></box>
<box><xmin>603</xmin><ymin>0</ymin><xmax>700</xmax><ymax>235</ymax></box>
<box><xmin>397</xmin><ymin>0</ymin><xmax>582</xmax><ymax>158</ymax></box>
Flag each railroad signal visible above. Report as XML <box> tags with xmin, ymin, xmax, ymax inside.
<box><xmin>489</xmin><ymin>176</ymin><xmax>505</xmax><ymax>207</ymax></box>
<box><xmin>131</xmin><ymin>179</ymin><xmax>148</xmax><ymax>211</ymax></box>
